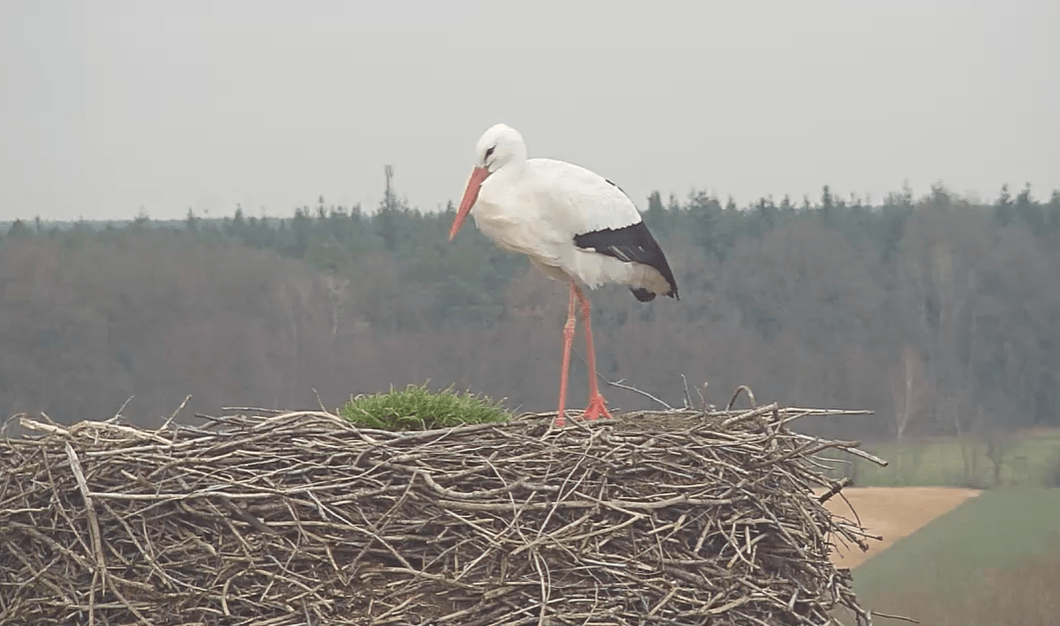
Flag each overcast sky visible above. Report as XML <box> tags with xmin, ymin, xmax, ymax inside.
<box><xmin>1</xmin><ymin>0</ymin><xmax>1057</xmax><ymax>222</ymax></box>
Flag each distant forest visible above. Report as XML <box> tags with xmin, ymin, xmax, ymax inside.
<box><xmin>2</xmin><ymin>181</ymin><xmax>1059</xmax><ymax>440</ymax></box>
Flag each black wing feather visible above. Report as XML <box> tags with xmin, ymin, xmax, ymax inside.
<box><xmin>572</xmin><ymin>221</ymin><xmax>679</xmax><ymax>301</ymax></box>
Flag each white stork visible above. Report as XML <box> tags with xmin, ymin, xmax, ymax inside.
<box><xmin>448</xmin><ymin>123</ymin><xmax>679</xmax><ymax>426</ymax></box>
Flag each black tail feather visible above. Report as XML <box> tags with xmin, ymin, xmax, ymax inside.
<box><xmin>631</xmin><ymin>287</ymin><xmax>656</xmax><ymax>302</ymax></box>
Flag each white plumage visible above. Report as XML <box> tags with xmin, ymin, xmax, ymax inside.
<box><xmin>448</xmin><ymin>123</ymin><xmax>678</xmax><ymax>426</ymax></box>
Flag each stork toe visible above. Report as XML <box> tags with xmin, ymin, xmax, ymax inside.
<box><xmin>581</xmin><ymin>394</ymin><xmax>613</xmax><ymax>421</ymax></box>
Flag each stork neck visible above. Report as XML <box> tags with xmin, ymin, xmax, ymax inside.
<box><xmin>490</xmin><ymin>158</ymin><xmax>526</xmax><ymax>186</ymax></box>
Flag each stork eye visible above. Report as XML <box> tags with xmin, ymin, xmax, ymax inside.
<box><xmin>485</xmin><ymin>145</ymin><xmax>496</xmax><ymax>160</ymax></box>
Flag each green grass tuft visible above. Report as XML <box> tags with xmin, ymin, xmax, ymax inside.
<box><xmin>339</xmin><ymin>383</ymin><xmax>510</xmax><ymax>431</ymax></box>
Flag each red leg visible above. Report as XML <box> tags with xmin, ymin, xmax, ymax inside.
<box><xmin>575</xmin><ymin>286</ymin><xmax>613</xmax><ymax>421</ymax></box>
<box><xmin>555</xmin><ymin>282</ymin><xmax>578</xmax><ymax>427</ymax></box>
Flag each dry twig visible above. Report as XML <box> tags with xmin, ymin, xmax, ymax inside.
<box><xmin>0</xmin><ymin>400</ymin><xmax>883</xmax><ymax>625</ymax></box>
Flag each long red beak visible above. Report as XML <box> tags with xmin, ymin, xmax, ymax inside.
<box><xmin>449</xmin><ymin>166</ymin><xmax>490</xmax><ymax>241</ymax></box>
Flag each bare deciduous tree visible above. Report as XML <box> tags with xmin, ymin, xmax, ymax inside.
<box><xmin>891</xmin><ymin>344</ymin><xmax>931</xmax><ymax>441</ymax></box>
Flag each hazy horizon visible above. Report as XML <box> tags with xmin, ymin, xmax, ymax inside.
<box><xmin>2</xmin><ymin>0</ymin><xmax>1057</xmax><ymax>222</ymax></box>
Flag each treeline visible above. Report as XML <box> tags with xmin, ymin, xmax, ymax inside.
<box><xmin>2</xmin><ymin>182</ymin><xmax>1059</xmax><ymax>440</ymax></box>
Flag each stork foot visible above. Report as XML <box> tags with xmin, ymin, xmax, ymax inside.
<box><xmin>581</xmin><ymin>394</ymin><xmax>613</xmax><ymax>421</ymax></box>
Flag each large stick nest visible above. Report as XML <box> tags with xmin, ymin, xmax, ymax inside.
<box><xmin>0</xmin><ymin>398</ymin><xmax>884</xmax><ymax>626</ymax></box>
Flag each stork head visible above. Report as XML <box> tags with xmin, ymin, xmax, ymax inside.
<box><xmin>449</xmin><ymin>123</ymin><xmax>526</xmax><ymax>241</ymax></box>
<box><xmin>475</xmin><ymin>123</ymin><xmax>526</xmax><ymax>174</ymax></box>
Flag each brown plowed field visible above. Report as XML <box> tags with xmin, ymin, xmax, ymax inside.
<box><xmin>818</xmin><ymin>487</ymin><xmax>981</xmax><ymax>569</ymax></box>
